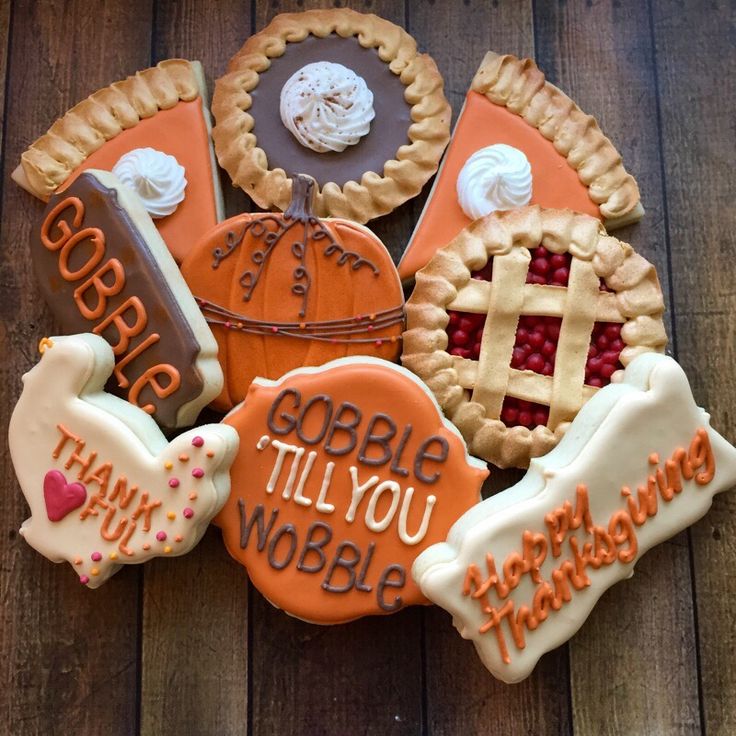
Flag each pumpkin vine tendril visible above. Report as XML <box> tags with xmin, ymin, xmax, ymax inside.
<box><xmin>210</xmin><ymin>175</ymin><xmax>380</xmax><ymax>317</ymax></box>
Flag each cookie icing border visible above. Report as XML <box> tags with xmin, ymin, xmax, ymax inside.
<box><xmin>211</xmin><ymin>8</ymin><xmax>451</xmax><ymax>223</ymax></box>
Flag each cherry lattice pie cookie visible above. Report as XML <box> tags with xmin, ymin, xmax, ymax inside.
<box><xmin>401</xmin><ymin>206</ymin><xmax>667</xmax><ymax>468</ymax></box>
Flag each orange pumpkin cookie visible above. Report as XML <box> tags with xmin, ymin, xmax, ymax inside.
<box><xmin>181</xmin><ymin>175</ymin><xmax>405</xmax><ymax>412</ymax></box>
<box><xmin>13</xmin><ymin>59</ymin><xmax>223</xmax><ymax>263</ymax></box>
<box><xmin>217</xmin><ymin>357</ymin><xmax>488</xmax><ymax>624</ymax></box>
<box><xmin>399</xmin><ymin>51</ymin><xmax>644</xmax><ymax>281</ymax></box>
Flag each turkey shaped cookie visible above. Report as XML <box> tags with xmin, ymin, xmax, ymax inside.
<box><xmin>181</xmin><ymin>175</ymin><xmax>404</xmax><ymax>411</ymax></box>
<box><xmin>217</xmin><ymin>358</ymin><xmax>488</xmax><ymax>624</ymax></box>
<box><xmin>399</xmin><ymin>51</ymin><xmax>644</xmax><ymax>281</ymax></box>
<box><xmin>9</xmin><ymin>334</ymin><xmax>239</xmax><ymax>588</ymax></box>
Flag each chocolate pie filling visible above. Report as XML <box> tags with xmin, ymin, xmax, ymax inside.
<box><xmin>249</xmin><ymin>34</ymin><xmax>412</xmax><ymax>187</ymax></box>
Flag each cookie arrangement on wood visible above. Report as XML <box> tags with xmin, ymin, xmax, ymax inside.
<box><xmin>7</xmin><ymin>7</ymin><xmax>733</xmax><ymax>685</ymax></box>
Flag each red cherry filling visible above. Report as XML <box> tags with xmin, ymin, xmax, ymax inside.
<box><xmin>446</xmin><ymin>245</ymin><xmax>625</xmax><ymax>429</ymax></box>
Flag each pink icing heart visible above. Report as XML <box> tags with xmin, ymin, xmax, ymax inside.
<box><xmin>43</xmin><ymin>470</ymin><xmax>87</xmax><ymax>522</ymax></box>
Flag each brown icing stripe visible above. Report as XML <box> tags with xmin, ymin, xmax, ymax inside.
<box><xmin>34</xmin><ymin>173</ymin><xmax>204</xmax><ymax>428</ymax></box>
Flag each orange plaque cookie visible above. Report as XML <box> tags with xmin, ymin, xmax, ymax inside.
<box><xmin>399</xmin><ymin>51</ymin><xmax>644</xmax><ymax>281</ymax></box>
<box><xmin>181</xmin><ymin>175</ymin><xmax>404</xmax><ymax>412</ymax></box>
<box><xmin>216</xmin><ymin>358</ymin><xmax>488</xmax><ymax>624</ymax></box>
<box><xmin>13</xmin><ymin>59</ymin><xmax>223</xmax><ymax>263</ymax></box>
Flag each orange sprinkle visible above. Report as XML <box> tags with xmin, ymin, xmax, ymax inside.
<box><xmin>179</xmin><ymin>454</ymin><xmax>189</xmax><ymax>463</ymax></box>
<box><xmin>189</xmin><ymin>492</ymin><xmax>198</xmax><ymax>500</ymax></box>
<box><xmin>167</xmin><ymin>511</ymin><xmax>176</xmax><ymax>520</ymax></box>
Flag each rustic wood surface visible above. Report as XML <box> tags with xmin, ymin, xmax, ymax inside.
<box><xmin>0</xmin><ymin>1</ymin><xmax>733</xmax><ymax>734</ymax></box>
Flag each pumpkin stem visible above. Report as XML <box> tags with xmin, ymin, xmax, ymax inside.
<box><xmin>285</xmin><ymin>174</ymin><xmax>316</xmax><ymax>221</ymax></box>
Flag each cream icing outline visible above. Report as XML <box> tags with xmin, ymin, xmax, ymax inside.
<box><xmin>8</xmin><ymin>333</ymin><xmax>239</xmax><ymax>588</ymax></box>
<box><xmin>412</xmin><ymin>353</ymin><xmax>736</xmax><ymax>683</ymax></box>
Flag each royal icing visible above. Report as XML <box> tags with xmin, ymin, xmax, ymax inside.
<box><xmin>62</xmin><ymin>95</ymin><xmax>223</xmax><ymax>263</ymax></box>
<box><xmin>181</xmin><ymin>175</ymin><xmax>404</xmax><ymax>412</ymax></box>
<box><xmin>112</xmin><ymin>148</ymin><xmax>187</xmax><ymax>218</ymax></box>
<box><xmin>399</xmin><ymin>90</ymin><xmax>599</xmax><ymax>281</ymax></box>
<box><xmin>280</xmin><ymin>61</ymin><xmax>375</xmax><ymax>153</ymax></box>
<box><xmin>216</xmin><ymin>357</ymin><xmax>488</xmax><ymax>624</ymax></box>
<box><xmin>456</xmin><ymin>144</ymin><xmax>532</xmax><ymax>220</ymax></box>
<box><xmin>9</xmin><ymin>334</ymin><xmax>239</xmax><ymax>588</ymax></box>
<box><xmin>34</xmin><ymin>170</ymin><xmax>223</xmax><ymax>428</ymax></box>
<box><xmin>413</xmin><ymin>354</ymin><xmax>736</xmax><ymax>683</ymax></box>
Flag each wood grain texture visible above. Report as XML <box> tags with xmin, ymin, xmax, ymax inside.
<box><xmin>407</xmin><ymin>3</ymin><xmax>571</xmax><ymax>735</ymax></box>
<box><xmin>246</xmin><ymin>5</ymin><xmax>424</xmax><ymax>735</ymax></box>
<box><xmin>533</xmin><ymin>2</ymin><xmax>701</xmax><ymax>733</ymax></box>
<box><xmin>0</xmin><ymin>2</ymin><xmax>152</xmax><ymax>734</ymax></box>
<box><xmin>1</xmin><ymin>1</ymin><xmax>734</xmax><ymax>734</ymax></box>
<box><xmin>651</xmin><ymin>1</ymin><xmax>736</xmax><ymax>734</ymax></box>
<box><xmin>139</xmin><ymin>4</ymin><xmax>252</xmax><ymax>736</ymax></box>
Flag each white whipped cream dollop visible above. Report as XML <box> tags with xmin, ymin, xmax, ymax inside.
<box><xmin>112</xmin><ymin>148</ymin><xmax>187</xmax><ymax>218</ymax></box>
<box><xmin>456</xmin><ymin>144</ymin><xmax>533</xmax><ymax>220</ymax></box>
<box><xmin>279</xmin><ymin>61</ymin><xmax>375</xmax><ymax>154</ymax></box>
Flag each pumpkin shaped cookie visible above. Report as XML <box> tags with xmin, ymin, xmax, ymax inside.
<box><xmin>181</xmin><ymin>175</ymin><xmax>405</xmax><ymax>411</ymax></box>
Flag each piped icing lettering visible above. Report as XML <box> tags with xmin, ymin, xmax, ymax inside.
<box><xmin>216</xmin><ymin>357</ymin><xmax>487</xmax><ymax>624</ymax></box>
<box><xmin>34</xmin><ymin>171</ymin><xmax>220</xmax><ymax>428</ymax></box>
<box><xmin>9</xmin><ymin>334</ymin><xmax>239</xmax><ymax>588</ymax></box>
<box><xmin>413</xmin><ymin>354</ymin><xmax>736</xmax><ymax>683</ymax></box>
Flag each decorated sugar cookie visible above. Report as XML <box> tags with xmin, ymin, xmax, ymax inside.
<box><xmin>181</xmin><ymin>174</ymin><xmax>405</xmax><ymax>412</ymax></box>
<box><xmin>212</xmin><ymin>8</ymin><xmax>451</xmax><ymax>223</ymax></box>
<box><xmin>413</xmin><ymin>354</ymin><xmax>736</xmax><ymax>683</ymax></box>
<box><xmin>9</xmin><ymin>334</ymin><xmax>239</xmax><ymax>588</ymax></box>
<box><xmin>13</xmin><ymin>59</ymin><xmax>223</xmax><ymax>263</ymax></box>
<box><xmin>34</xmin><ymin>169</ymin><xmax>223</xmax><ymax>428</ymax></box>
<box><xmin>399</xmin><ymin>51</ymin><xmax>644</xmax><ymax>280</ymax></box>
<box><xmin>402</xmin><ymin>206</ymin><xmax>667</xmax><ymax>469</ymax></box>
<box><xmin>216</xmin><ymin>357</ymin><xmax>488</xmax><ymax>624</ymax></box>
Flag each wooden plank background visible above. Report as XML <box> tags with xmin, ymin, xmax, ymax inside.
<box><xmin>0</xmin><ymin>1</ymin><xmax>733</xmax><ymax>734</ymax></box>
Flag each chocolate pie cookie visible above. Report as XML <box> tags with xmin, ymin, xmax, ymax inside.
<box><xmin>212</xmin><ymin>9</ymin><xmax>451</xmax><ymax>223</ymax></box>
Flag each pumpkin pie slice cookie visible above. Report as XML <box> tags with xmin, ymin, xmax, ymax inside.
<box><xmin>399</xmin><ymin>52</ymin><xmax>644</xmax><ymax>281</ymax></box>
<box><xmin>13</xmin><ymin>59</ymin><xmax>224</xmax><ymax>263</ymax></box>
<box><xmin>212</xmin><ymin>8</ymin><xmax>451</xmax><ymax>223</ymax></box>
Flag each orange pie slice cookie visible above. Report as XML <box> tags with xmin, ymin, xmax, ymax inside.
<box><xmin>399</xmin><ymin>52</ymin><xmax>644</xmax><ymax>281</ymax></box>
<box><xmin>402</xmin><ymin>207</ymin><xmax>667</xmax><ymax>469</ymax></box>
<box><xmin>13</xmin><ymin>59</ymin><xmax>224</xmax><ymax>263</ymax></box>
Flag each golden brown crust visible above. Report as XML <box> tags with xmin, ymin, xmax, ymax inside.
<box><xmin>211</xmin><ymin>8</ymin><xmax>451</xmax><ymax>223</ymax></box>
<box><xmin>13</xmin><ymin>59</ymin><xmax>202</xmax><ymax>200</ymax></box>
<box><xmin>401</xmin><ymin>206</ymin><xmax>666</xmax><ymax>469</ymax></box>
<box><xmin>472</xmin><ymin>51</ymin><xmax>644</xmax><ymax>228</ymax></box>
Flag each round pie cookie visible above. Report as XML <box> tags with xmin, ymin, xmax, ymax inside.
<box><xmin>401</xmin><ymin>206</ymin><xmax>667</xmax><ymax>469</ymax></box>
<box><xmin>212</xmin><ymin>9</ymin><xmax>451</xmax><ymax>223</ymax></box>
